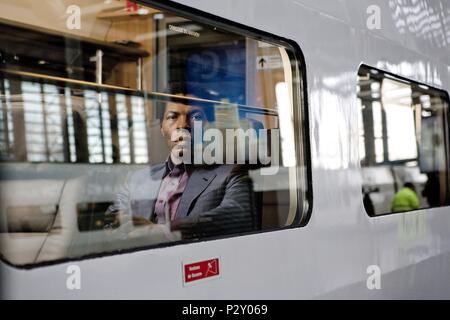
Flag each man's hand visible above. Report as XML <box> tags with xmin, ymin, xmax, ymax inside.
<box><xmin>170</xmin><ymin>219</ymin><xmax>181</xmax><ymax>231</ymax></box>
<box><xmin>132</xmin><ymin>215</ymin><xmax>154</xmax><ymax>226</ymax></box>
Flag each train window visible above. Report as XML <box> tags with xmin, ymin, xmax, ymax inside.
<box><xmin>357</xmin><ymin>65</ymin><xmax>450</xmax><ymax>216</ymax></box>
<box><xmin>0</xmin><ymin>1</ymin><xmax>309</xmax><ymax>266</ymax></box>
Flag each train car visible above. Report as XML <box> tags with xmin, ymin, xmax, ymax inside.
<box><xmin>0</xmin><ymin>0</ymin><xmax>449</xmax><ymax>299</ymax></box>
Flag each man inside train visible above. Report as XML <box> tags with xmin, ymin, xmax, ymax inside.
<box><xmin>109</xmin><ymin>86</ymin><xmax>260</xmax><ymax>239</ymax></box>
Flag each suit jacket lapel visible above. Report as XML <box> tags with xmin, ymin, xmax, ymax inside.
<box><xmin>150</xmin><ymin>163</ymin><xmax>165</xmax><ymax>182</ymax></box>
<box><xmin>176</xmin><ymin>167</ymin><xmax>217</xmax><ymax>218</ymax></box>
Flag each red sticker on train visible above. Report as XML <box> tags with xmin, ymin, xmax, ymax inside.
<box><xmin>183</xmin><ymin>258</ymin><xmax>220</xmax><ymax>284</ymax></box>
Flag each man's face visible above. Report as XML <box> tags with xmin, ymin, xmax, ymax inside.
<box><xmin>161</xmin><ymin>100</ymin><xmax>207</xmax><ymax>159</ymax></box>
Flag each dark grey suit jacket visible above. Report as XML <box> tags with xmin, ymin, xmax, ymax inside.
<box><xmin>112</xmin><ymin>164</ymin><xmax>259</xmax><ymax>238</ymax></box>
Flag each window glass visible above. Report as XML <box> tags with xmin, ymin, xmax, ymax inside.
<box><xmin>358</xmin><ymin>65</ymin><xmax>450</xmax><ymax>216</ymax></box>
<box><xmin>0</xmin><ymin>0</ymin><xmax>309</xmax><ymax>266</ymax></box>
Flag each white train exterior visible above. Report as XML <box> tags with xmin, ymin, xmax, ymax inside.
<box><xmin>0</xmin><ymin>0</ymin><xmax>449</xmax><ymax>299</ymax></box>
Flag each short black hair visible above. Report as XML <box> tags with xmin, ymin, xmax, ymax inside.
<box><xmin>154</xmin><ymin>82</ymin><xmax>186</xmax><ymax>123</ymax></box>
<box><xmin>404</xmin><ymin>182</ymin><xmax>416</xmax><ymax>192</ymax></box>
<box><xmin>154</xmin><ymin>82</ymin><xmax>215</xmax><ymax>124</ymax></box>
<box><xmin>166</xmin><ymin>81</ymin><xmax>187</xmax><ymax>96</ymax></box>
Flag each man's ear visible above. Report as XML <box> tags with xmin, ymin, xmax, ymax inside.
<box><xmin>160</xmin><ymin>126</ymin><xmax>165</xmax><ymax>137</ymax></box>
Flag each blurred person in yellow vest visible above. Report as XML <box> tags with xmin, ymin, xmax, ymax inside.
<box><xmin>391</xmin><ymin>182</ymin><xmax>420</xmax><ymax>213</ymax></box>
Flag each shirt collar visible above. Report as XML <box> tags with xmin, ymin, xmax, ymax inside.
<box><xmin>164</xmin><ymin>156</ymin><xmax>189</xmax><ymax>177</ymax></box>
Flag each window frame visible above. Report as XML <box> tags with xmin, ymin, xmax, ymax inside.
<box><xmin>0</xmin><ymin>0</ymin><xmax>312</xmax><ymax>269</ymax></box>
<box><xmin>358</xmin><ymin>63</ymin><xmax>450</xmax><ymax>218</ymax></box>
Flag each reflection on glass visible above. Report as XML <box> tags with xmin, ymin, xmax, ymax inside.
<box><xmin>358</xmin><ymin>65</ymin><xmax>449</xmax><ymax>216</ymax></box>
<box><xmin>0</xmin><ymin>0</ymin><xmax>307</xmax><ymax>266</ymax></box>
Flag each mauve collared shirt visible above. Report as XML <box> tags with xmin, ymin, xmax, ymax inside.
<box><xmin>153</xmin><ymin>158</ymin><xmax>190</xmax><ymax>223</ymax></box>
